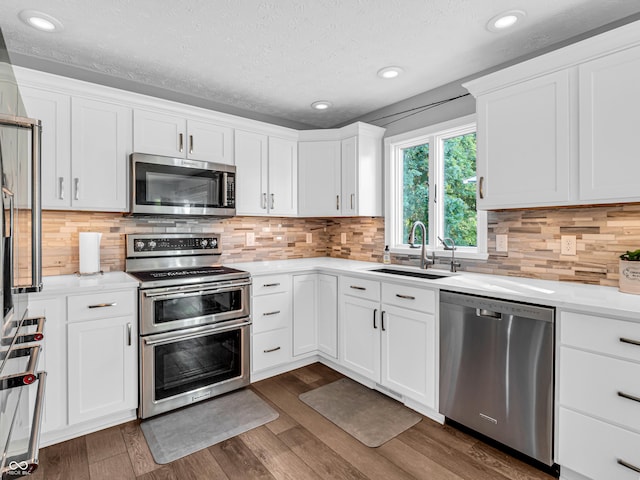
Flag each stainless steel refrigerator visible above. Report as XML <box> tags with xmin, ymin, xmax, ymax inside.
<box><xmin>0</xmin><ymin>25</ymin><xmax>45</xmax><ymax>479</ymax></box>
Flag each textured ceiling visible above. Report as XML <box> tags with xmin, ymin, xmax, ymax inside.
<box><xmin>1</xmin><ymin>0</ymin><xmax>640</xmax><ymax>128</ymax></box>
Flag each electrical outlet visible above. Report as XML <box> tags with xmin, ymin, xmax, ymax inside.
<box><xmin>246</xmin><ymin>232</ymin><xmax>255</xmax><ymax>247</ymax></box>
<box><xmin>306</xmin><ymin>233</ymin><xmax>312</xmax><ymax>244</ymax></box>
<box><xmin>561</xmin><ymin>235</ymin><xmax>576</xmax><ymax>255</ymax></box>
<box><xmin>496</xmin><ymin>234</ymin><xmax>508</xmax><ymax>252</ymax></box>
<box><xmin>341</xmin><ymin>233</ymin><xmax>347</xmax><ymax>244</ymax></box>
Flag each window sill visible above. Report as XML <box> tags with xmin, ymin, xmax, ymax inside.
<box><xmin>389</xmin><ymin>247</ymin><xmax>489</xmax><ymax>261</ymax></box>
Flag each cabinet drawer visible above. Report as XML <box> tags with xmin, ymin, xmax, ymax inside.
<box><xmin>253</xmin><ymin>292</ymin><xmax>291</xmax><ymax>334</ymax></box>
<box><xmin>252</xmin><ymin>329</ymin><xmax>291</xmax><ymax>372</ymax></box>
<box><xmin>340</xmin><ymin>276</ymin><xmax>380</xmax><ymax>302</ymax></box>
<box><xmin>561</xmin><ymin>311</ymin><xmax>640</xmax><ymax>361</ymax></box>
<box><xmin>67</xmin><ymin>290</ymin><xmax>135</xmax><ymax>322</ymax></box>
<box><xmin>253</xmin><ymin>274</ymin><xmax>291</xmax><ymax>296</ymax></box>
<box><xmin>381</xmin><ymin>283</ymin><xmax>435</xmax><ymax>313</ymax></box>
<box><xmin>559</xmin><ymin>408</ymin><xmax>640</xmax><ymax>480</ymax></box>
<box><xmin>560</xmin><ymin>347</ymin><xmax>640</xmax><ymax>431</ymax></box>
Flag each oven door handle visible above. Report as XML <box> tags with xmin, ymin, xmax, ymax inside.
<box><xmin>143</xmin><ymin>283</ymin><xmax>251</xmax><ymax>301</ymax></box>
<box><xmin>143</xmin><ymin>320</ymin><xmax>251</xmax><ymax>347</ymax></box>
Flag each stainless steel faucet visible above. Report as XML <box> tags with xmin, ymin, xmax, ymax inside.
<box><xmin>439</xmin><ymin>236</ymin><xmax>461</xmax><ymax>272</ymax></box>
<box><xmin>409</xmin><ymin>221</ymin><xmax>434</xmax><ymax>269</ymax></box>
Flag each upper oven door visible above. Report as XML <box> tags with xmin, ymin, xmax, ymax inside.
<box><xmin>130</xmin><ymin>153</ymin><xmax>235</xmax><ymax>216</ymax></box>
<box><xmin>140</xmin><ymin>280</ymin><xmax>251</xmax><ymax>335</ymax></box>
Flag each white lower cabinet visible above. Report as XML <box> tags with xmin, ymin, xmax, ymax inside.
<box><xmin>338</xmin><ymin>276</ymin><xmax>437</xmax><ymax>408</ymax></box>
<box><xmin>558</xmin><ymin>310</ymin><xmax>640</xmax><ymax>479</ymax></box>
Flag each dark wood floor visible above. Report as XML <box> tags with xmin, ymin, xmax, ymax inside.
<box><xmin>31</xmin><ymin>363</ymin><xmax>555</xmax><ymax>480</ymax></box>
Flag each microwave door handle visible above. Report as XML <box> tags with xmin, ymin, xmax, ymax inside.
<box><xmin>222</xmin><ymin>172</ymin><xmax>228</xmax><ymax>207</ymax></box>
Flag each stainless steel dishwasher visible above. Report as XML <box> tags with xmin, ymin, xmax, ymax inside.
<box><xmin>439</xmin><ymin>291</ymin><xmax>555</xmax><ymax>467</ymax></box>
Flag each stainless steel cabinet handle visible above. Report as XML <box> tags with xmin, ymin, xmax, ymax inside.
<box><xmin>263</xmin><ymin>310</ymin><xmax>281</xmax><ymax>316</ymax></box>
<box><xmin>88</xmin><ymin>302</ymin><xmax>117</xmax><ymax>309</ymax></box>
<box><xmin>262</xmin><ymin>193</ymin><xmax>267</xmax><ymax>209</ymax></box>
<box><xmin>396</xmin><ymin>294</ymin><xmax>415</xmax><ymax>300</ymax></box>
<box><xmin>74</xmin><ymin>178</ymin><xmax>80</xmax><ymax>201</ymax></box>
<box><xmin>350</xmin><ymin>193</ymin><xmax>354</xmax><ymax>209</ymax></box>
<box><xmin>189</xmin><ymin>134</ymin><xmax>194</xmax><ymax>154</ymax></box>
<box><xmin>620</xmin><ymin>337</ymin><xmax>640</xmax><ymax>347</ymax></box>
<box><xmin>262</xmin><ymin>283</ymin><xmax>281</xmax><ymax>287</ymax></box>
<box><xmin>381</xmin><ymin>310</ymin><xmax>386</xmax><ymax>331</ymax></box>
<box><xmin>59</xmin><ymin>177</ymin><xmax>64</xmax><ymax>200</ymax></box>
<box><xmin>433</xmin><ymin>184</ymin><xmax>437</xmax><ymax>204</ymax></box>
<box><xmin>336</xmin><ymin>195</ymin><xmax>340</xmax><ymax>210</ymax></box>
<box><xmin>270</xmin><ymin>193</ymin><xmax>275</xmax><ymax>210</ymax></box>
<box><xmin>618</xmin><ymin>459</ymin><xmax>640</xmax><ymax>474</ymax></box>
<box><xmin>264</xmin><ymin>346</ymin><xmax>281</xmax><ymax>353</ymax></box>
<box><xmin>373</xmin><ymin>308</ymin><xmax>377</xmax><ymax>329</ymax></box>
<box><xmin>618</xmin><ymin>391</ymin><xmax>640</xmax><ymax>403</ymax></box>
<box><xmin>350</xmin><ymin>285</ymin><xmax>366</xmax><ymax>291</ymax></box>
<box><xmin>179</xmin><ymin>133</ymin><xmax>184</xmax><ymax>152</ymax></box>
<box><xmin>479</xmin><ymin>176</ymin><xmax>485</xmax><ymax>199</ymax></box>
<box><xmin>127</xmin><ymin>323</ymin><xmax>132</xmax><ymax>346</ymax></box>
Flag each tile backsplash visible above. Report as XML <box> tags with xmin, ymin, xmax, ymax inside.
<box><xmin>42</xmin><ymin>204</ymin><xmax>640</xmax><ymax>286</ymax></box>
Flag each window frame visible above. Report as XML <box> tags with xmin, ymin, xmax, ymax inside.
<box><xmin>384</xmin><ymin>114</ymin><xmax>488</xmax><ymax>260</ymax></box>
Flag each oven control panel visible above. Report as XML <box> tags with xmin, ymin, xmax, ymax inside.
<box><xmin>127</xmin><ymin>234</ymin><xmax>220</xmax><ymax>256</ymax></box>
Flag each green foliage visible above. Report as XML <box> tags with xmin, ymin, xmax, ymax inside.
<box><xmin>621</xmin><ymin>249</ymin><xmax>640</xmax><ymax>261</ymax></box>
<box><xmin>402</xmin><ymin>143</ymin><xmax>429</xmax><ymax>244</ymax></box>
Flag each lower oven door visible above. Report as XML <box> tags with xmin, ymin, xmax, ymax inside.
<box><xmin>140</xmin><ymin>280</ymin><xmax>251</xmax><ymax>335</ymax></box>
<box><xmin>140</xmin><ymin>318</ymin><xmax>250</xmax><ymax>419</ymax></box>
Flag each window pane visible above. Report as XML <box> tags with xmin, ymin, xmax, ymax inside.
<box><xmin>402</xmin><ymin>143</ymin><xmax>429</xmax><ymax>244</ymax></box>
<box><xmin>443</xmin><ymin>133</ymin><xmax>477</xmax><ymax>247</ymax></box>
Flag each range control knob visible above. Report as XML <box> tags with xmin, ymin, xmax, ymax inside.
<box><xmin>135</xmin><ymin>240</ymin><xmax>145</xmax><ymax>251</ymax></box>
<box><xmin>201</xmin><ymin>239</ymin><xmax>208</xmax><ymax>247</ymax></box>
<box><xmin>148</xmin><ymin>240</ymin><xmax>156</xmax><ymax>249</ymax></box>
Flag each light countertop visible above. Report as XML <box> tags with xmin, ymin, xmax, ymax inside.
<box><xmin>35</xmin><ymin>271</ymin><xmax>140</xmax><ymax>296</ymax></box>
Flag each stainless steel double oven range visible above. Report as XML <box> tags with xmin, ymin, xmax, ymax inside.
<box><xmin>125</xmin><ymin>233</ymin><xmax>251</xmax><ymax>419</ymax></box>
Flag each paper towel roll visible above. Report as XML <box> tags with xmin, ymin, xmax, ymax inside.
<box><xmin>79</xmin><ymin>232</ymin><xmax>102</xmax><ymax>274</ymax></box>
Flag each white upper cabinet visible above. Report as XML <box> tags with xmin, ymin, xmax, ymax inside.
<box><xmin>235</xmin><ymin>131</ymin><xmax>297</xmax><ymax>216</ymax></box>
<box><xmin>465</xmin><ymin>20</ymin><xmax>640</xmax><ymax>209</ymax></box>
<box><xmin>133</xmin><ymin>109</ymin><xmax>233</xmax><ymax>164</ymax></box>
<box><xmin>298</xmin><ymin>122</ymin><xmax>385</xmax><ymax>217</ymax></box>
<box><xmin>71</xmin><ymin>98</ymin><xmax>131</xmax><ymax>211</ymax></box>
<box><xmin>579</xmin><ymin>44</ymin><xmax>640</xmax><ymax>203</ymax></box>
<box><xmin>474</xmin><ymin>70</ymin><xmax>573</xmax><ymax>209</ymax></box>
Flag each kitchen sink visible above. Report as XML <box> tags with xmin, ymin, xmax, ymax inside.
<box><xmin>369</xmin><ymin>267</ymin><xmax>448</xmax><ymax>280</ymax></box>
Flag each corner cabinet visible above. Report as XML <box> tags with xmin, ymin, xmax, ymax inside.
<box><xmin>298</xmin><ymin>122</ymin><xmax>385</xmax><ymax>217</ymax></box>
<box><xmin>133</xmin><ymin>109</ymin><xmax>233</xmax><ymax>164</ymax></box>
<box><xmin>235</xmin><ymin>131</ymin><xmax>298</xmax><ymax>216</ymax></box>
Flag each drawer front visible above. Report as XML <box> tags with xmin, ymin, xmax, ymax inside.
<box><xmin>340</xmin><ymin>276</ymin><xmax>380</xmax><ymax>302</ymax></box>
<box><xmin>381</xmin><ymin>282</ymin><xmax>435</xmax><ymax>313</ymax></box>
<box><xmin>560</xmin><ymin>347</ymin><xmax>640</xmax><ymax>431</ymax></box>
<box><xmin>253</xmin><ymin>292</ymin><xmax>291</xmax><ymax>334</ymax></box>
<box><xmin>252</xmin><ymin>328</ymin><xmax>291</xmax><ymax>372</ymax></box>
<box><xmin>67</xmin><ymin>290</ymin><xmax>136</xmax><ymax>322</ymax></box>
<box><xmin>253</xmin><ymin>274</ymin><xmax>291</xmax><ymax>296</ymax></box>
<box><xmin>559</xmin><ymin>408</ymin><xmax>640</xmax><ymax>480</ymax></box>
<box><xmin>561</xmin><ymin>311</ymin><xmax>640</xmax><ymax>361</ymax></box>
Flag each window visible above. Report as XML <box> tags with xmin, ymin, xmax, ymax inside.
<box><xmin>385</xmin><ymin>115</ymin><xmax>487</xmax><ymax>258</ymax></box>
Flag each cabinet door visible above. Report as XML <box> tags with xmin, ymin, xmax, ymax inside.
<box><xmin>133</xmin><ymin>109</ymin><xmax>186</xmax><ymax>157</ymax></box>
<box><xmin>317</xmin><ymin>274</ymin><xmax>338</xmax><ymax>358</ymax></box>
<box><xmin>186</xmin><ymin>119</ymin><xmax>233</xmax><ymax>164</ymax></box>
<box><xmin>268</xmin><ymin>137</ymin><xmax>297</xmax><ymax>215</ymax></box>
<box><xmin>380</xmin><ymin>304</ymin><xmax>435</xmax><ymax>407</ymax></box>
<box><xmin>71</xmin><ymin>98</ymin><xmax>131</xmax><ymax>211</ymax></box>
<box><xmin>341</xmin><ymin>136</ymin><xmax>357</xmax><ymax>216</ymax></box>
<box><xmin>67</xmin><ymin>315</ymin><xmax>137</xmax><ymax>425</ymax></box>
<box><xmin>235</xmin><ymin>130</ymin><xmax>268</xmax><ymax>215</ymax></box>
<box><xmin>339</xmin><ymin>295</ymin><xmax>380</xmax><ymax>381</ymax></box>
<box><xmin>27</xmin><ymin>297</ymin><xmax>66</xmax><ymax>434</ymax></box>
<box><xmin>293</xmin><ymin>274</ymin><xmax>318</xmax><ymax>356</ymax></box>
<box><xmin>298</xmin><ymin>141</ymin><xmax>341</xmax><ymax>216</ymax></box>
<box><xmin>579</xmin><ymin>45</ymin><xmax>640</xmax><ymax>202</ymax></box>
<box><xmin>476</xmin><ymin>70</ymin><xmax>572</xmax><ymax>209</ymax></box>
<box><xmin>19</xmin><ymin>87</ymin><xmax>71</xmax><ymax>209</ymax></box>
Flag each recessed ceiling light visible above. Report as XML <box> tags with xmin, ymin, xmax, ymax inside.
<box><xmin>377</xmin><ymin>66</ymin><xmax>404</xmax><ymax>79</ymax></box>
<box><xmin>486</xmin><ymin>10</ymin><xmax>526</xmax><ymax>32</ymax></box>
<box><xmin>311</xmin><ymin>101</ymin><xmax>332</xmax><ymax>111</ymax></box>
<box><xmin>19</xmin><ymin>10</ymin><xmax>64</xmax><ymax>32</ymax></box>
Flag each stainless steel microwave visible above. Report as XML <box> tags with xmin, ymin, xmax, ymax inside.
<box><xmin>130</xmin><ymin>153</ymin><xmax>236</xmax><ymax>217</ymax></box>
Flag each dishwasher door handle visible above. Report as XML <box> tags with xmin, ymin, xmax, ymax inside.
<box><xmin>476</xmin><ymin>308</ymin><xmax>501</xmax><ymax>319</ymax></box>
